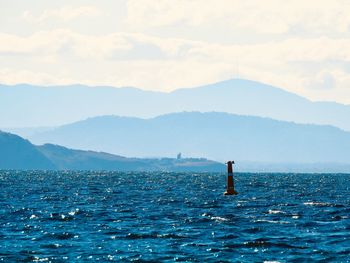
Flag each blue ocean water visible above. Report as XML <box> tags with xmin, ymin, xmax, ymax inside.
<box><xmin>0</xmin><ymin>171</ymin><xmax>349</xmax><ymax>262</ymax></box>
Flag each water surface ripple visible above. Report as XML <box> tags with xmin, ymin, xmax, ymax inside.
<box><xmin>0</xmin><ymin>171</ymin><xmax>349</xmax><ymax>262</ymax></box>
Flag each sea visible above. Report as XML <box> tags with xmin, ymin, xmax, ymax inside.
<box><xmin>0</xmin><ymin>171</ymin><xmax>349</xmax><ymax>262</ymax></box>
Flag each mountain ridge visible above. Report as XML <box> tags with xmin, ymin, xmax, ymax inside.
<box><xmin>0</xmin><ymin>131</ymin><xmax>55</xmax><ymax>170</ymax></box>
<box><xmin>5</xmin><ymin>79</ymin><xmax>349</xmax><ymax>106</ymax></box>
<box><xmin>1</xmin><ymin>78</ymin><xmax>350</xmax><ymax>130</ymax></box>
<box><xmin>29</xmin><ymin>111</ymin><xmax>350</xmax><ymax>164</ymax></box>
<box><xmin>0</xmin><ymin>130</ymin><xmax>224</xmax><ymax>172</ymax></box>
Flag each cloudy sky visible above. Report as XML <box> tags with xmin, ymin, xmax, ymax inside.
<box><xmin>1</xmin><ymin>0</ymin><xmax>350</xmax><ymax>103</ymax></box>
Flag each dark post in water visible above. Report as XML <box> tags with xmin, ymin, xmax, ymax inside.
<box><xmin>224</xmin><ymin>161</ymin><xmax>238</xmax><ymax>195</ymax></box>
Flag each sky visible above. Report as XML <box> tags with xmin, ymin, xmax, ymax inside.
<box><xmin>1</xmin><ymin>0</ymin><xmax>350</xmax><ymax>104</ymax></box>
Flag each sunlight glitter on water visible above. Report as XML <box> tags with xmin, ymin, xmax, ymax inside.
<box><xmin>0</xmin><ymin>171</ymin><xmax>349</xmax><ymax>262</ymax></box>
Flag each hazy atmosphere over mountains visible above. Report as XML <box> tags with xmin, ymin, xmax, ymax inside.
<box><xmin>1</xmin><ymin>1</ymin><xmax>350</xmax><ymax>172</ymax></box>
<box><xmin>2</xmin><ymin>1</ymin><xmax>350</xmax><ymax>104</ymax></box>
<box><xmin>1</xmin><ymin>79</ymin><xmax>350</xmax><ymax>130</ymax></box>
<box><xmin>2</xmin><ymin>78</ymin><xmax>350</xmax><ymax>172</ymax></box>
<box><xmin>28</xmin><ymin>112</ymin><xmax>350</xmax><ymax>164</ymax></box>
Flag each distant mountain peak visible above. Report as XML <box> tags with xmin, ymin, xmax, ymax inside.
<box><xmin>1</xmin><ymin>79</ymin><xmax>349</xmax><ymax>130</ymax></box>
<box><xmin>0</xmin><ymin>131</ymin><xmax>55</xmax><ymax>170</ymax></box>
<box><xmin>28</xmin><ymin>111</ymin><xmax>350</xmax><ymax>164</ymax></box>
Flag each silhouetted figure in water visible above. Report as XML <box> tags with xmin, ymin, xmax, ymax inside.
<box><xmin>224</xmin><ymin>161</ymin><xmax>238</xmax><ymax>195</ymax></box>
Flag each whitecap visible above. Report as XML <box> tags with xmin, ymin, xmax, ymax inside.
<box><xmin>210</xmin><ymin>216</ymin><xmax>229</xmax><ymax>222</ymax></box>
<box><xmin>68</xmin><ymin>209</ymin><xmax>79</xmax><ymax>216</ymax></box>
<box><xmin>303</xmin><ymin>202</ymin><xmax>331</xmax><ymax>207</ymax></box>
<box><xmin>268</xmin><ymin>210</ymin><xmax>284</xmax><ymax>214</ymax></box>
<box><xmin>32</xmin><ymin>257</ymin><xmax>49</xmax><ymax>262</ymax></box>
<box><xmin>256</xmin><ymin>219</ymin><xmax>289</xmax><ymax>224</ymax></box>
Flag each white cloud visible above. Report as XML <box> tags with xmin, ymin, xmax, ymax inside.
<box><xmin>0</xmin><ymin>68</ymin><xmax>75</xmax><ymax>85</ymax></box>
<box><xmin>1</xmin><ymin>28</ymin><xmax>350</xmax><ymax>103</ymax></box>
<box><xmin>22</xmin><ymin>5</ymin><xmax>102</xmax><ymax>23</ymax></box>
<box><xmin>126</xmin><ymin>0</ymin><xmax>350</xmax><ymax>35</ymax></box>
<box><xmin>1</xmin><ymin>1</ymin><xmax>350</xmax><ymax>103</ymax></box>
<box><xmin>3</xmin><ymin>29</ymin><xmax>350</xmax><ymax>63</ymax></box>
<box><xmin>0</xmin><ymin>29</ymin><xmax>132</xmax><ymax>59</ymax></box>
<box><xmin>308</xmin><ymin>71</ymin><xmax>336</xmax><ymax>90</ymax></box>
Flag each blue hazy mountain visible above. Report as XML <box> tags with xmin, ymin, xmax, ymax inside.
<box><xmin>0</xmin><ymin>131</ymin><xmax>223</xmax><ymax>171</ymax></box>
<box><xmin>0</xmin><ymin>131</ymin><xmax>55</xmax><ymax>169</ymax></box>
<box><xmin>1</xmin><ymin>79</ymin><xmax>350</xmax><ymax>131</ymax></box>
<box><xmin>29</xmin><ymin>112</ymin><xmax>350</xmax><ymax>164</ymax></box>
